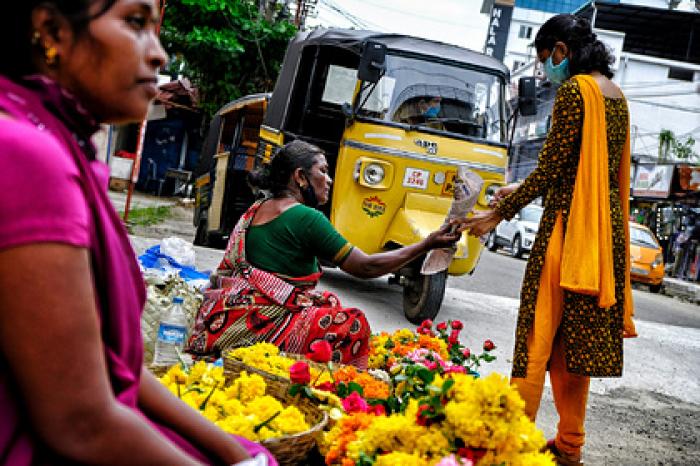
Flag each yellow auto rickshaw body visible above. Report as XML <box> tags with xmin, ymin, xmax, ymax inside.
<box><xmin>331</xmin><ymin>121</ymin><xmax>507</xmax><ymax>275</ymax></box>
<box><xmin>195</xmin><ymin>28</ymin><xmax>526</xmax><ymax>322</ymax></box>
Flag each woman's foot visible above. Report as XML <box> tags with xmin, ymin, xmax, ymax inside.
<box><xmin>543</xmin><ymin>439</ymin><xmax>583</xmax><ymax>466</ymax></box>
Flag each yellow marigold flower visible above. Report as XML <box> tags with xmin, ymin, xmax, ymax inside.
<box><xmin>271</xmin><ymin>406</ymin><xmax>310</xmax><ymax>435</ymax></box>
<box><xmin>374</xmin><ymin>452</ymin><xmax>429</xmax><ymax>466</ymax></box>
<box><xmin>223</xmin><ymin>398</ymin><xmax>245</xmax><ymax>417</ymax></box>
<box><xmin>216</xmin><ymin>415</ymin><xmax>258</xmax><ymax>441</ymax></box>
<box><xmin>226</xmin><ymin>371</ymin><xmax>267</xmax><ymax>403</ymax></box>
<box><xmin>245</xmin><ymin>395</ymin><xmax>283</xmax><ymax>421</ymax></box>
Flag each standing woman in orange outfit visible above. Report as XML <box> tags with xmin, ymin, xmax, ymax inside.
<box><xmin>462</xmin><ymin>14</ymin><xmax>637</xmax><ymax>465</ymax></box>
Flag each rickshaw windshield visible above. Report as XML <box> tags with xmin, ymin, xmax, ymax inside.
<box><xmin>358</xmin><ymin>54</ymin><xmax>505</xmax><ymax>143</ymax></box>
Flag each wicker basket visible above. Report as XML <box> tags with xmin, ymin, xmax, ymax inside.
<box><xmin>223</xmin><ymin>358</ymin><xmax>328</xmax><ymax>466</ymax></box>
<box><xmin>260</xmin><ymin>388</ymin><xmax>328</xmax><ymax>466</ymax></box>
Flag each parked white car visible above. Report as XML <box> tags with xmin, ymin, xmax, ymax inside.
<box><xmin>486</xmin><ymin>203</ymin><xmax>543</xmax><ymax>258</ymax></box>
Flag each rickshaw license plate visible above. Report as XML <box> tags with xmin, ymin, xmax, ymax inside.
<box><xmin>631</xmin><ymin>266</ymin><xmax>649</xmax><ymax>276</ymax></box>
<box><xmin>442</xmin><ymin>171</ymin><xmax>457</xmax><ymax>196</ymax></box>
<box><xmin>403</xmin><ymin>168</ymin><xmax>429</xmax><ymax>190</ymax></box>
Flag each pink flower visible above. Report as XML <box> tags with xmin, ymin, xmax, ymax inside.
<box><xmin>436</xmin><ymin>322</ymin><xmax>448</xmax><ymax>332</ymax></box>
<box><xmin>306</xmin><ymin>340</ymin><xmax>333</xmax><ymax>363</ymax></box>
<box><xmin>436</xmin><ymin>455</ymin><xmax>473</xmax><ymax>466</ymax></box>
<box><xmin>289</xmin><ymin>361</ymin><xmax>310</xmax><ymax>385</ymax></box>
<box><xmin>451</xmin><ymin>320</ymin><xmax>464</xmax><ymax>330</ymax></box>
<box><xmin>420</xmin><ymin>319</ymin><xmax>433</xmax><ymax>329</ymax></box>
<box><xmin>424</xmin><ymin>360</ymin><xmax>439</xmax><ymax>371</ymax></box>
<box><xmin>462</xmin><ymin>348</ymin><xmax>471</xmax><ymax>359</ymax></box>
<box><xmin>342</xmin><ymin>391</ymin><xmax>370</xmax><ymax>413</ymax></box>
<box><xmin>446</xmin><ymin>365</ymin><xmax>466</xmax><ymax>374</ymax></box>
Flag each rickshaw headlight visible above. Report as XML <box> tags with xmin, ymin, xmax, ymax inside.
<box><xmin>363</xmin><ymin>163</ymin><xmax>385</xmax><ymax>185</ymax></box>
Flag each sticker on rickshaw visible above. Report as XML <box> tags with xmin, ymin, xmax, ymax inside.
<box><xmin>403</xmin><ymin>168</ymin><xmax>429</xmax><ymax>190</ymax></box>
<box><xmin>441</xmin><ymin>170</ymin><xmax>457</xmax><ymax>196</ymax></box>
<box><xmin>362</xmin><ymin>195</ymin><xmax>387</xmax><ymax>218</ymax></box>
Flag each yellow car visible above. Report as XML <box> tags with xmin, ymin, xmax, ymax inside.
<box><xmin>629</xmin><ymin>222</ymin><xmax>664</xmax><ymax>293</ymax></box>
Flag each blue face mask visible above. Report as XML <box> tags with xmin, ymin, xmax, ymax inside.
<box><xmin>423</xmin><ymin>104</ymin><xmax>440</xmax><ymax>118</ymax></box>
<box><xmin>544</xmin><ymin>54</ymin><xmax>570</xmax><ymax>84</ymax></box>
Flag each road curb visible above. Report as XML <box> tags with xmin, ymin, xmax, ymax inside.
<box><xmin>662</xmin><ymin>277</ymin><xmax>700</xmax><ymax>304</ymax></box>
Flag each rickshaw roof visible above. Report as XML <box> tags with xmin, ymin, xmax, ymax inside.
<box><xmin>264</xmin><ymin>28</ymin><xmax>509</xmax><ymax>129</ymax></box>
<box><xmin>294</xmin><ymin>28</ymin><xmax>509</xmax><ymax>76</ymax></box>
<box><xmin>216</xmin><ymin>93</ymin><xmax>269</xmax><ymax>116</ymax></box>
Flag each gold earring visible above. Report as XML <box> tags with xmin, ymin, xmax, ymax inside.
<box><xmin>45</xmin><ymin>46</ymin><xmax>58</xmax><ymax>66</ymax></box>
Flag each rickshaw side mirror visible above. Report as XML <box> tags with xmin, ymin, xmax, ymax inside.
<box><xmin>358</xmin><ymin>41</ymin><xmax>387</xmax><ymax>84</ymax></box>
<box><xmin>518</xmin><ymin>77</ymin><xmax>537</xmax><ymax>117</ymax></box>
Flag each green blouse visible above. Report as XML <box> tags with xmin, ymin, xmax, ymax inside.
<box><xmin>245</xmin><ymin>204</ymin><xmax>353</xmax><ymax>277</ymax></box>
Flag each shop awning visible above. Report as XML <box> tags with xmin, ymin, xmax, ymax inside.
<box><xmin>576</xmin><ymin>1</ymin><xmax>700</xmax><ymax>65</ymax></box>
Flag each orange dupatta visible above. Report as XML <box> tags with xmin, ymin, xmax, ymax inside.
<box><xmin>558</xmin><ymin>74</ymin><xmax>637</xmax><ymax>337</ymax></box>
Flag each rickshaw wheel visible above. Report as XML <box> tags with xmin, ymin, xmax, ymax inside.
<box><xmin>402</xmin><ymin>269</ymin><xmax>447</xmax><ymax>324</ymax></box>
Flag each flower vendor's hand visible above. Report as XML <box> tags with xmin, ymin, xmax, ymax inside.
<box><xmin>460</xmin><ymin>210</ymin><xmax>502</xmax><ymax>238</ymax></box>
<box><xmin>489</xmin><ymin>182</ymin><xmax>520</xmax><ymax>208</ymax></box>
<box><xmin>424</xmin><ymin>221</ymin><xmax>461</xmax><ymax>250</ymax></box>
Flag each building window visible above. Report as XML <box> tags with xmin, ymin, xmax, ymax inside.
<box><xmin>518</xmin><ymin>25</ymin><xmax>532</xmax><ymax>39</ymax></box>
<box><xmin>668</xmin><ymin>67</ymin><xmax>695</xmax><ymax>82</ymax></box>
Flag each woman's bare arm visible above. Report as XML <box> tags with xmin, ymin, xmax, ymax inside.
<box><xmin>0</xmin><ymin>243</ymin><xmax>203</xmax><ymax>465</ymax></box>
<box><xmin>339</xmin><ymin>223</ymin><xmax>460</xmax><ymax>279</ymax></box>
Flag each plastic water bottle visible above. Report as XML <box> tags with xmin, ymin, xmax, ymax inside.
<box><xmin>153</xmin><ymin>296</ymin><xmax>188</xmax><ymax>366</ymax></box>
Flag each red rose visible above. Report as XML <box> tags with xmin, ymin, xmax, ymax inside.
<box><xmin>420</xmin><ymin>319</ymin><xmax>433</xmax><ymax>329</ymax></box>
<box><xmin>448</xmin><ymin>329</ymin><xmax>460</xmax><ymax>346</ymax></box>
<box><xmin>451</xmin><ymin>320</ymin><xmax>464</xmax><ymax>330</ymax></box>
<box><xmin>306</xmin><ymin>339</ymin><xmax>333</xmax><ymax>363</ymax></box>
<box><xmin>314</xmin><ymin>381</ymin><xmax>335</xmax><ymax>393</ymax></box>
<box><xmin>371</xmin><ymin>404</ymin><xmax>386</xmax><ymax>416</ymax></box>
<box><xmin>462</xmin><ymin>348</ymin><xmax>471</xmax><ymax>359</ymax></box>
<box><xmin>342</xmin><ymin>391</ymin><xmax>370</xmax><ymax>413</ymax></box>
<box><xmin>436</xmin><ymin>322</ymin><xmax>448</xmax><ymax>332</ymax></box>
<box><xmin>416</xmin><ymin>404</ymin><xmax>432</xmax><ymax>426</ymax></box>
<box><xmin>289</xmin><ymin>361</ymin><xmax>311</xmax><ymax>385</ymax></box>
<box><xmin>483</xmin><ymin>339</ymin><xmax>496</xmax><ymax>352</ymax></box>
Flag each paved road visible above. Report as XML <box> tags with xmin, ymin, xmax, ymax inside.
<box><xmin>457</xmin><ymin>248</ymin><xmax>700</xmax><ymax>329</ymax></box>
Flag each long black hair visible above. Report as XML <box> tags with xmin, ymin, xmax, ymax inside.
<box><xmin>2</xmin><ymin>0</ymin><xmax>117</xmax><ymax>79</ymax></box>
<box><xmin>535</xmin><ymin>14</ymin><xmax>614</xmax><ymax>79</ymax></box>
<box><xmin>248</xmin><ymin>140</ymin><xmax>325</xmax><ymax>197</ymax></box>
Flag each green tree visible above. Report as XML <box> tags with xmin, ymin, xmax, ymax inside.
<box><xmin>658</xmin><ymin>128</ymin><xmax>697</xmax><ymax>161</ymax></box>
<box><xmin>160</xmin><ymin>0</ymin><xmax>296</xmax><ymax>115</ymax></box>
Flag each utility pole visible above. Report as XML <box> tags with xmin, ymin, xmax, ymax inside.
<box><xmin>123</xmin><ymin>0</ymin><xmax>168</xmax><ymax>222</ymax></box>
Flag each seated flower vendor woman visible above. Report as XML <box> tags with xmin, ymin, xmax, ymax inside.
<box><xmin>188</xmin><ymin>140</ymin><xmax>460</xmax><ymax>368</ymax></box>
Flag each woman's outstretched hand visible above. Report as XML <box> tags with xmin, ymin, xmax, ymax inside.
<box><xmin>489</xmin><ymin>182</ymin><xmax>520</xmax><ymax>207</ymax></box>
<box><xmin>424</xmin><ymin>221</ymin><xmax>462</xmax><ymax>250</ymax></box>
<box><xmin>458</xmin><ymin>210</ymin><xmax>502</xmax><ymax>238</ymax></box>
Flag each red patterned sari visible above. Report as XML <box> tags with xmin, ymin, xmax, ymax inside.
<box><xmin>188</xmin><ymin>201</ymin><xmax>370</xmax><ymax>368</ymax></box>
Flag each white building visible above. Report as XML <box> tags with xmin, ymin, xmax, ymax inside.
<box><xmin>504</xmin><ymin>0</ymin><xmax>700</xmax><ymax>161</ymax></box>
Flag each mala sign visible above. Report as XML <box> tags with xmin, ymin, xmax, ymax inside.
<box><xmin>403</xmin><ymin>167</ymin><xmax>429</xmax><ymax>190</ymax></box>
<box><xmin>362</xmin><ymin>196</ymin><xmax>386</xmax><ymax>218</ymax></box>
<box><xmin>483</xmin><ymin>0</ymin><xmax>513</xmax><ymax>61</ymax></box>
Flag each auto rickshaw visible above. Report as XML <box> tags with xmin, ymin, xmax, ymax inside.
<box><xmin>193</xmin><ymin>28</ymin><xmax>536</xmax><ymax>323</ymax></box>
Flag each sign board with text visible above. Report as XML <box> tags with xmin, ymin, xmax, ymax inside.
<box><xmin>632</xmin><ymin>164</ymin><xmax>674</xmax><ymax>198</ymax></box>
<box><xmin>483</xmin><ymin>1</ymin><xmax>513</xmax><ymax>62</ymax></box>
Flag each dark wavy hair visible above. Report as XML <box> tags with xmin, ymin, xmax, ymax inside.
<box><xmin>248</xmin><ymin>140</ymin><xmax>325</xmax><ymax>197</ymax></box>
<box><xmin>2</xmin><ymin>0</ymin><xmax>117</xmax><ymax>79</ymax></box>
<box><xmin>535</xmin><ymin>14</ymin><xmax>614</xmax><ymax>79</ymax></box>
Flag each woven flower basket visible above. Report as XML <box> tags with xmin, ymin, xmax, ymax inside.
<box><xmin>223</xmin><ymin>358</ymin><xmax>328</xmax><ymax>466</ymax></box>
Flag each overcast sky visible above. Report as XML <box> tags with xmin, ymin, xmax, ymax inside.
<box><xmin>309</xmin><ymin>0</ymin><xmax>491</xmax><ymax>52</ymax></box>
